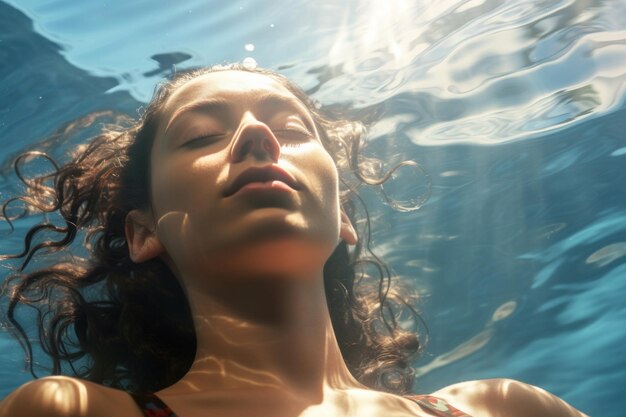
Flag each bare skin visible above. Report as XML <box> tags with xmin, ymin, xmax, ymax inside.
<box><xmin>0</xmin><ymin>375</ymin><xmax>590</xmax><ymax>417</ymax></box>
<box><xmin>0</xmin><ymin>71</ymin><xmax>590</xmax><ymax>417</ymax></box>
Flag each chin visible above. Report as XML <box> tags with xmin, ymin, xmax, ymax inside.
<box><xmin>212</xmin><ymin>238</ymin><xmax>336</xmax><ymax>279</ymax></box>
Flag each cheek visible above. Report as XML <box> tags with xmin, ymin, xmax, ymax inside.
<box><xmin>295</xmin><ymin>145</ymin><xmax>342</xmax><ymax>216</ymax></box>
<box><xmin>150</xmin><ymin>152</ymin><xmax>225</xmax><ymax>216</ymax></box>
<box><xmin>313</xmin><ymin>148</ymin><xmax>340</xmax><ymax>197</ymax></box>
<box><xmin>149</xmin><ymin>153</ymin><xmax>228</xmax><ymax>263</ymax></box>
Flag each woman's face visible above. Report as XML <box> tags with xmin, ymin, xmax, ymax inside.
<box><xmin>141</xmin><ymin>70</ymin><xmax>354</xmax><ymax>284</ymax></box>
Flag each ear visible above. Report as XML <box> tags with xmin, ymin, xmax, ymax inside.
<box><xmin>125</xmin><ymin>209</ymin><xmax>165</xmax><ymax>263</ymax></box>
<box><xmin>339</xmin><ymin>209</ymin><xmax>357</xmax><ymax>245</ymax></box>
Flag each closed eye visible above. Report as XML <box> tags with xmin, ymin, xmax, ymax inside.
<box><xmin>273</xmin><ymin>122</ymin><xmax>313</xmax><ymax>138</ymax></box>
<box><xmin>183</xmin><ymin>133</ymin><xmax>227</xmax><ymax>148</ymax></box>
<box><xmin>273</xmin><ymin>128</ymin><xmax>311</xmax><ymax>137</ymax></box>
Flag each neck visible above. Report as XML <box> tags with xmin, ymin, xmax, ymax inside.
<box><xmin>165</xmin><ymin>270</ymin><xmax>364</xmax><ymax>403</ymax></box>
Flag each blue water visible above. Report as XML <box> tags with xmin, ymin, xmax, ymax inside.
<box><xmin>1</xmin><ymin>1</ymin><xmax>625</xmax><ymax>415</ymax></box>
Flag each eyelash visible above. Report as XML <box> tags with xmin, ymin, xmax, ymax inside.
<box><xmin>184</xmin><ymin>133</ymin><xmax>226</xmax><ymax>147</ymax></box>
<box><xmin>274</xmin><ymin>126</ymin><xmax>312</xmax><ymax>137</ymax></box>
<box><xmin>185</xmin><ymin>123</ymin><xmax>312</xmax><ymax>147</ymax></box>
<box><xmin>276</xmin><ymin>119</ymin><xmax>314</xmax><ymax>135</ymax></box>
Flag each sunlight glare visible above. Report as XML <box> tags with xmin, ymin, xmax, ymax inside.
<box><xmin>328</xmin><ymin>0</ymin><xmax>430</xmax><ymax>71</ymax></box>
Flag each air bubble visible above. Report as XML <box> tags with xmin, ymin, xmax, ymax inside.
<box><xmin>242</xmin><ymin>57</ymin><xmax>257</xmax><ymax>70</ymax></box>
<box><xmin>380</xmin><ymin>161</ymin><xmax>431</xmax><ymax>212</ymax></box>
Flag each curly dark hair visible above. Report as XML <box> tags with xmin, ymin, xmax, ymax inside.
<box><xmin>0</xmin><ymin>64</ymin><xmax>423</xmax><ymax>395</ymax></box>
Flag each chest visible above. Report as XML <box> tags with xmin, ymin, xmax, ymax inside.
<box><xmin>129</xmin><ymin>391</ymin><xmax>470</xmax><ymax>417</ymax></box>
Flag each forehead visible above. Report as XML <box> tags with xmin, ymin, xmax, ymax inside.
<box><xmin>163</xmin><ymin>71</ymin><xmax>302</xmax><ymax>116</ymax></box>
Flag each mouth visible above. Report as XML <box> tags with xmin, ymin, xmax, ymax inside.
<box><xmin>223</xmin><ymin>165</ymin><xmax>300</xmax><ymax>197</ymax></box>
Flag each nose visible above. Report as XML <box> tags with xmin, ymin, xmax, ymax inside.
<box><xmin>230</xmin><ymin>115</ymin><xmax>280</xmax><ymax>163</ymax></box>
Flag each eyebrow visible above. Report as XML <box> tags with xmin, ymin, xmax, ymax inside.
<box><xmin>164</xmin><ymin>93</ymin><xmax>311</xmax><ymax>135</ymax></box>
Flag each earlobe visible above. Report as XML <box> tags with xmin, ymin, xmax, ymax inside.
<box><xmin>339</xmin><ymin>210</ymin><xmax>358</xmax><ymax>245</ymax></box>
<box><xmin>125</xmin><ymin>209</ymin><xmax>165</xmax><ymax>263</ymax></box>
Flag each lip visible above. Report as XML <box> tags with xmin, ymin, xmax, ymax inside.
<box><xmin>223</xmin><ymin>165</ymin><xmax>300</xmax><ymax>197</ymax></box>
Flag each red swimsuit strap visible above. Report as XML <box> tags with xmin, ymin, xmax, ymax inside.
<box><xmin>407</xmin><ymin>395</ymin><xmax>473</xmax><ymax>417</ymax></box>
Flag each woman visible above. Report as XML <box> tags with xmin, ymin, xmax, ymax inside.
<box><xmin>0</xmin><ymin>65</ymin><xmax>588</xmax><ymax>416</ymax></box>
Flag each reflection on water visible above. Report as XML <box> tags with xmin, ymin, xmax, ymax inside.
<box><xmin>586</xmin><ymin>242</ymin><xmax>626</xmax><ymax>267</ymax></box>
<box><xmin>143</xmin><ymin>52</ymin><xmax>193</xmax><ymax>77</ymax></box>
<box><xmin>610</xmin><ymin>146</ymin><xmax>626</xmax><ymax>156</ymax></box>
<box><xmin>491</xmin><ymin>300</ymin><xmax>517</xmax><ymax>321</ymax></box>
<box><xmin>414</xmin><ymin>300</ymin><xmax>517</xmax><ymax>377</ymax></box>
<box><xmin>537</xmin><ymin>222</ymin><xmax>567</xmax><ymax>239</ymax></box>
<box><xmin>414</xmin><ymin>328</ymin><xmax>495</xmax><ymax>378</ymax></box>
<box><xmin>312</xmin><ymin>0</ymin><xmax>626</xmax><ymax>144</ymax></box>
<box><xmin>6</xmin><ymin>0</ymin><xmax>626</xmax><ymax>146</ymax></box>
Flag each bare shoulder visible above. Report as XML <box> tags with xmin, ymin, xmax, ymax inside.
<box><xmin>0</xmin><ymin>375</ymin><xmax>143</xmax><ymax>417</ymax></box>
<box><xmin>431</xmin><ymin>378</ymin><xmax>589</xmax><ymax>417</ymax></box>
